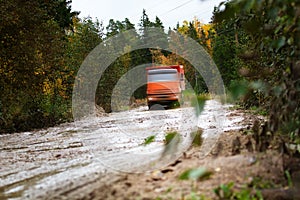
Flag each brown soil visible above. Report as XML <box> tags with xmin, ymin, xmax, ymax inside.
<box><xmin>85</xmin><ymin>111</ymin><xmax>297</xmax><ymax>200</ymax></box>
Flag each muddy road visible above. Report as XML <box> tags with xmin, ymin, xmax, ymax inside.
<box><xmin>0</xmin><ymin>100</ymin><xmax>244</xmax><ymax>200</ymax></box>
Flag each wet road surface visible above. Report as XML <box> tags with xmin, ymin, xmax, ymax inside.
<box><xmin>0</xmin><ymin>100</ymin><xmax>244</xmax><ymax>199</ymax></box>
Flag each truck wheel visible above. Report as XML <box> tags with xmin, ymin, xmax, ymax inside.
<box><xmin>149</xmin><ymin>103</ymin><xmax>165</xmax><ymax>110</ymax></box>
<box><xmin>148</xmin><ymin>102</ymin><xmax>153</xmax><ymax>110</ymax></box>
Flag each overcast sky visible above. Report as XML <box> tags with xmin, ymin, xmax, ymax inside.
<box><xmin>71</xmin><ymin>0</ymin><xmax>224</xmax><ymax>29</ymax></box>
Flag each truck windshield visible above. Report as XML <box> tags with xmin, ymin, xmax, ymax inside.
<box><xmin>148</xmin><ymin>69</ymin><xmax>178</xmax><ymax>82</ymax></box>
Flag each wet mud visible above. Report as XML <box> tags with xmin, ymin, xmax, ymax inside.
<box><xmin>0</xmin><ymin>100</ymin><xmax>244</xmax><ymax>199</ymax></box>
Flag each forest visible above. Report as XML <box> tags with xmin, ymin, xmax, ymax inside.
<box><xmin>1</xmin><ymin>0</ymin><xmax>299</xmax><ymax>154</ymax></box>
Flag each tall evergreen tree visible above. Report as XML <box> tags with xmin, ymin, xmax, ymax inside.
<box><xmin>37</xmin><ymin>0</ymin><xmax>79</xmax><ymax>30</ymax></box>
<box><xmin>154</xmin><ymin>16</ymin><xmax>164</xmax><ymax>29</ymax></box>
<box><xmin>123</xmin><ymin>18</ymin><xmax>135</xmax><ymax>30</ymax></box>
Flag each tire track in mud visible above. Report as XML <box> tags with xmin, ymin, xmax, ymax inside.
<box><xmin>0</xmin><ymin>100</ymin><xmax>244</xmax><ymax>199</ymax></box>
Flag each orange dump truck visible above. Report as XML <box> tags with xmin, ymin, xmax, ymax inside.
<box><xmin>146</xmin><ymin>65</ymin><xmax>185</xmax><ymax>109</ymax></box>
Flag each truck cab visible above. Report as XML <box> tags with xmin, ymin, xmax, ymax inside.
<box><xmin>146</xmin><ymin>65</ymin><xmax>185</xmax><ymax>109</ymax></box>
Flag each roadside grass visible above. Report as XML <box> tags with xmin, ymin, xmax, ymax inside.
<box><xmin>153</xmin><ymin>178</ymin><xmax>276</xmax><ymax>200</ymax></box>
<box><xmin>249</xmin><ymin>106</ymin><xmax>268</xmax><ymax>116</ymax></box>
<box><xmin>213</xmin><ymin>182</ymin><xmax>264</xmax><ymax>200</ymax></box>
<box><xmin>182</xmin><ymin>90</ymin><xmax>211</xmax><ymax>116</ymax></box>
<box><xmin>152</xmin><ymin>164</ymin><xmax>276</xmax><ymax>200</ymax></box>
<box><xmin>183</xmin><ymin>90</ymin><xmax>211</xmax><ymax>102</ymax></box>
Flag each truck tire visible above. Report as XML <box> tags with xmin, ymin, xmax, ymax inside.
<box><xmin>149</xmin><ymin>103</ymin><xmax>165</xmax><ymax>110</ymax></box>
